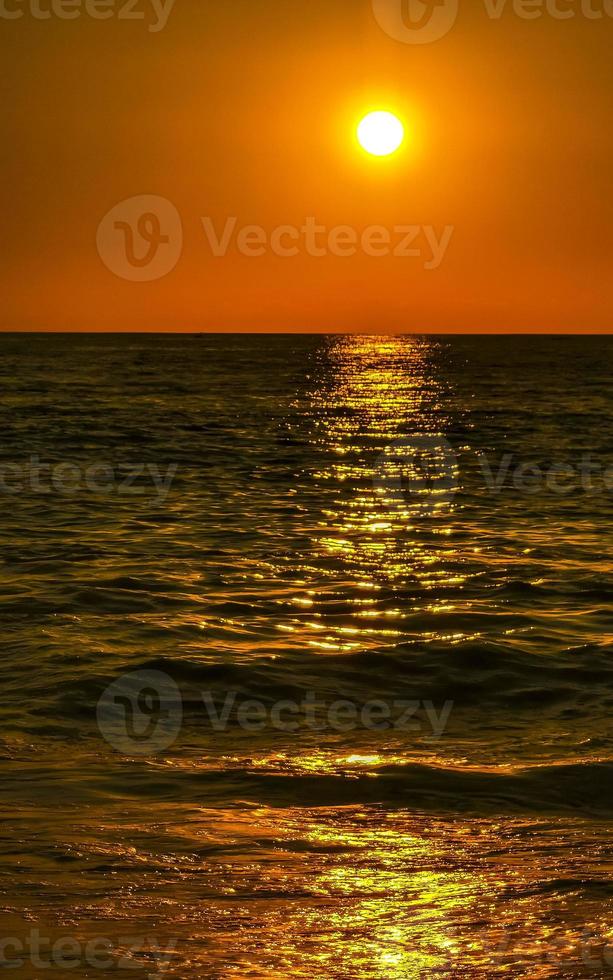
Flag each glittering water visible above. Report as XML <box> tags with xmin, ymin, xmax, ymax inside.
<box><xmin>1</xmin><ymin>334</ymin><xmax>613</xmax><ymax>977</ymax></box>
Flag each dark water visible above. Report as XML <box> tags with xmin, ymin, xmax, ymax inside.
<box><xmin>1</xmin><ymin>334</ymin><xmax>613</xmax><ymax>977</ymax></box>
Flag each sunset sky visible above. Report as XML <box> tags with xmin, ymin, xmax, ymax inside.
<box><xmin>2</xmin><ymin>0</ymin><xmax>612</xmax><ymax>332</ymax></box>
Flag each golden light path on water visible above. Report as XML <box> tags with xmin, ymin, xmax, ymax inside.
<box><xmin>190</xmin><ymin>335</ymin><xmax>598</xmax><ymax>664</ymax></box>
<box><xmin>278</xmin><ymin>334</ymin><xmax>479</xmax><ymax>657</ymax></box>
<box><xmin>19</xmin><ymin>800</ymin><xmax>610</xmax><ymax>978</ymax></box>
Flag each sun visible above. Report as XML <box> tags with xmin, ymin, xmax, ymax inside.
<box><xmin>357</xmin><ymin>111</ymin><xmax>405</xmax><ymax>158</ymax></box>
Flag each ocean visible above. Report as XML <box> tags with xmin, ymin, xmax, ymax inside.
<box><xmin>1</xmin><ymin>333</ymin><xmax>613</xmax><ymax>977</ymax></box>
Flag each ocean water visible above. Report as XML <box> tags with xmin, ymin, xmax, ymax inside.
<box><xmin>1</xmin><ymin>333</ymin><xmax>613</xmax><ymax>978</ymax></box>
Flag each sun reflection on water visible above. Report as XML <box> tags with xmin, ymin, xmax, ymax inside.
<box><xmin>56</xmin><ymin>803</ymin><xmax>612</xmax><ymax>979</ymax></box>
<box><xmin>285</xmin><ymin>335</ymin><xmax>473</xmax><ymax>653</ymax></box>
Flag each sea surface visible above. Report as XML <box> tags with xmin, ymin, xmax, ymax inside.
<box><xmin>1</xmin><ymin>334</ymin><xmax>613</xmax><ymax>978</ymax></box>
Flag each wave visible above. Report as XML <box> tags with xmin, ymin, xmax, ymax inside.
<box><xmin>8</xmin><ymin>639</ymin><xmax>613</xmax><ymax>724</ymax></box>
<box><xmin>64</xmin><ymin>760</ymin><xmax>613</xmax><ymax>819</ymax></box>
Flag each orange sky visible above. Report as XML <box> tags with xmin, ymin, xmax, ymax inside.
<box><xmin>2</xmin><ymin>0</ymin><xmax>612</xmax><ymax>332</ymax></box>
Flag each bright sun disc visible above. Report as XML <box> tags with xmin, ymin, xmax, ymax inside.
<box><xmin>357</xmin><ymin>111</ymin><xmax>404</xmax><ymax>157</ymax></box>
